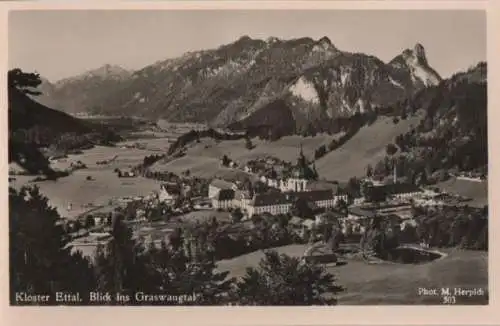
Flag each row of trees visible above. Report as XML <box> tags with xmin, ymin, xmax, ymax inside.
<box><xmin>10</xmin><ymin>186</ymin><xmax>343</xmax><ymax>305</ymax></box>
<box><xmin>413</xmin><ymin>205</ymin><xmax>488</xmax><ymax>250</ymax></box>
<box><xmin>358</xmin><ymin>204</ymin><xmax>488</xmax><ymax>262</ymax></box>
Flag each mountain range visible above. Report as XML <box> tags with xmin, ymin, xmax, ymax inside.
<box><xmin>35</xmin><ymin>36</ymin><xmax>445</xmax><ymax>132</ymax></box>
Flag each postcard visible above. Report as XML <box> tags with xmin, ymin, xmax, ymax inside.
<box><xmin>1</xmin><ymin>1</ymin><xmax>498</xmax><ymax>325</ymax></box>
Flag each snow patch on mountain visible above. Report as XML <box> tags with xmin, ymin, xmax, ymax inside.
<box><xmin>289</xmin><ymin>77</ymin><xmax>320</xmax><ymax>104</ymax></box>
<box><xmin>340</xmin><ymin>69</ymin><xmax>351</xmax><ymax>86</ymax></box>
<box><xmin>356</xmin><ymin>98</ymin><xmax>366</xmax><ymax>113</ymax></box>
<box><xmin>388</xmin><ymin>76</ymin><xmax>405</xmax><ymax>89</ymax></box>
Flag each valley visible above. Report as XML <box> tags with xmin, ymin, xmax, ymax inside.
<box><xmin>8</xmin><ymin>27</ymin><xmax>488</xmax><ymax>307</ymax></box>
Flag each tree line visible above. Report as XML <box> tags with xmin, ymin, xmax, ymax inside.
<box><xmin>10</xmin><ymin>185</ymin><xmax>343</xmax><ymax>305</ymax></box>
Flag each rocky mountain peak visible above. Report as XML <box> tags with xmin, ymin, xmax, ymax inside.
<box><xmin>401</xmin><ymin>43</ymin><xmax>429</xmax><ymax>66</ymax></box>
<box><xmin>35</xmin><ymin>36</ymin><xmax>448</xmax><ymax>126</ymax></box>
<box><xmin>55</xmin><ymin>64</ymin><xmax>131</xmax><ymax>86</ymax></box>
<box><xmin>316</xmin><ymin>36</ymin><xmax>338</xmax><ymax>51</ymax></box>
<box><xmin>318</xmin><ymin>36</ymin><xmax>332</xmax><ymax>45</ymax></box>
<box><xmin>399</xmin><ymin>43</ymin><xmax>441</xmax><ymax>86</ymax></box>
<box><xmin>413</xmin><ymin>43</ymin><xmax>427</xmax><ymax>63</ymax></box>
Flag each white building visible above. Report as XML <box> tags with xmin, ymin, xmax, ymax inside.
<box><xmin>246</xmin><ymin>189</ymin><xmax>346</xmax><ymax>217</ymax></box>
<box><xmin>159</xmin><ymin>182</ymin><xmax>181</xmax><ymax>204</ymax></box>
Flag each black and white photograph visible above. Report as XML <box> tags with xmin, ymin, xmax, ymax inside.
<box><xmin>7</xmin><ymin>6</ymin><xmax>489</xmax><ymax>308</ymax></box>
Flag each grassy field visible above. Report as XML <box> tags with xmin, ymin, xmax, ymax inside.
<box><xmin>314</xmin><ymin>115</ymin><xmax>422</xmax><ymax>182</ymax></box>
<box><xmin>151</xmin><ymin>133</ymin><xmax>339</xmax><ymax>178</ymax></box>
<box><xmin>152</xmin><ymin>115</ymin><xmax>420</xmax><ymax>181</ymax></box>
<box><xmin>11</xmin><ymin>170</ymin><xmax>162</xmax><ymax>219</ymax></box>
<box><xmin>436</xmin><ymin>178</ymin><xmax>488</xmax><ymax>207</ymax></box>
<box><xmin>116</xmin><ymin>137</ymin><xmax>173</xmax><ymax>152</ymax></box>
<box><xmin>216</xmin><ymin>244</ymin><xmax>488</xmax><ymax>305</ymax></box>
<box><xmin>50</xmin><ymin>145</ymin><xmax>158</xmax><ymax>171</ymax></box>
<box><xmin>11</xmin><ymin>145</ymin><xmax>163</xmax><ymax>219</ymax></box>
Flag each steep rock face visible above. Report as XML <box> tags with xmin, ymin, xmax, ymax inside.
<box><xmin>399</xmin><ymin>43</ymin><xmax>442</xmax><ymax>87</ymax></box>
<box><xmin>36</xmin><ymin>38</ymin><xmax>442</xmax><ymax>134</ymax></box>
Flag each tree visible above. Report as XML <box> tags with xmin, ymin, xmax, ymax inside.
<box><xmin>231</xmin><ymin>208</ymin><xmax>244</xmax><ymax>223</ymax></box>
<box><xmin>314</xmin><ymin>145</ymin><xmax>327</xmax><ymax>159</ymax></box>
<box><xmin>233</xmin><ymin>251</ymin><xmax>343</xmax><ymax>305</ymax></box>
<box><xmin>366</xmin><ymin>164</ymin><xmax>373</xmax><ymax>178</ymax></box>
<box><xmin>291</xmin><ymin>198</ymin><xmax>314</xmax><ymax>219</ymax></box>
<box><xmin>328</xmin><ymin>139</ymin><xmax>338</xmax><ymax>151</ymax></box>
<box><xmin>221</xmin><ymin>155</ymin><xmax>231</xmax><ymax>167</ymax></box>
<box><xmin>94</xmin><ymin>214</ymin><xmax>152</xmax><ymax>300</ymax></box>
<box><xmin>143</xmin><ymin>229</ymin><xmax>235</xmax><ymax>305</ymax></box>
<box><xmin>346</xmin><ymin>177</ymin><xmax>361</xmax><ymax>198</ymax></box>
<box><xmin>245</xmin><ymin>137</ymin><xmax>254</xmax><ymax>150</ymax></box>
<box><xmin>8</xmin><ymin>68</ymin><xmax>42</xmax><ymax>96</ymax></box>
<box><xmin>9</xmin><ymin>186</ymin><xmax>96</xmax><ymax>304</ymax></box>
<box><xmin>386</xmin><ymin>143</ymin><xmax>398</xmax><ymax>156</ymax></box>
<box><xmin>85</xmin><ymin>215</ymin><xmax>95</xmax><ymax>229</ymax></box>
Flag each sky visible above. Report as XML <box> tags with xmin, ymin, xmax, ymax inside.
<box><xmin>9</xmin><ymin>10</ymin><xmax>486</xmax><ymax>82</ymax></box>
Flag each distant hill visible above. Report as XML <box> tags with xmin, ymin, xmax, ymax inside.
<box><xmin>327</xmin><ymin>61</ymin><xmax>488</xmax><ymax>183</ymax></box>
<box><xmin>34</xmin><ymin>37</ymin><xmax>442</xmax><ymax>135</ymax></box>
<box><xmin>34</xmin><ymin>64</ymin><xmax>131</xmax><ymax>115</ymax></box>
<box><xmin>9</xmin><ymin>87</ymin><xmax>94</xmax><ymax>134</ymax></box>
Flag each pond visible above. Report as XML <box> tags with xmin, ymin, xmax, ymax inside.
<box><xmin>380</xmin><ymin>247</ymin><xmax>443</xmax><ymax>264</ymax></box>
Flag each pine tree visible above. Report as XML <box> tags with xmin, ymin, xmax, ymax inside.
<box><xmin>9</xmin><ymin>186</ymin><xmax>96</xmax><ymax>305</ymax></box>
<box><xmin>233</xmin><ymin>251</ymin><xmax>343</xmax><ymax>305</ymax></box>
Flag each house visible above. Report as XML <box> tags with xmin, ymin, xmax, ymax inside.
<box><xmin>385</xmin><ymin>183</ymin><xmax>423</xmax><ymax>199</ymax></box>
<box><xmin>247</xmin><ymin>192</ymin><xmax>292</xmax><ymax>217</ymax></box>
<box><xmin>209</xmin><ymin>179</ymin><xmax>236</xmax><ymax>199</ymax></box>
<box><xmin>66</xmin><ymin>232</ymin><xmax>113</xmax><ymax>263</ymax></box>
<box><xmin>366</xmin><ymin>182</ymin><xmax>423</xmax><ymax>202</ymax></box>
<box><xmin>212</xmin><ymin>189</ymin><xmax>236</xmax><ymax>210</ymax></box>
<box><xmin>347</xmin><ymin>207</ymin><xmax>376</xmax><ymax>220</ymax></box>
<box><xmin>118</xmin><ymin>169</ymin><xmax>136</xmax><ymax>178</ymax></box>
<box><xmin>246</xmin><ymin>189</ymin><xmax>342</xmax><ymax>217</ymax></box>
<box><xmin>293</xmin><ymin>190</ymin><xmax>337</xmax><ymax>209</ymax></box>
<box><xmin>159</xmin><ymin>182</ymin><xmax>181</xmax><ymax>204</ymax></box>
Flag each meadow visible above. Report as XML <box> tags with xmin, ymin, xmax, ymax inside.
<box><xmin>11</xmin><ymin>145</ymin><xmax>163</xmax><ymax>219</ymax></box>
<box><xmin>152</xmin><ymin>115</ymin><xmax>420</xmax><ymax>182</ymax></box>
<box><xmin>216</xmin><ymin>244</ymin><xmax>488</xmax><ymax>305</ymax></box>
<box><xmin>314</xmin><ymin>115</ymin><xmax>422</xmax><ymax>182</ymax></box>
<box><xmin>150</xmin><ymin>133</ymin><xmax>338</xmax><ymax>178</ymax></box>
<box><xmin>436</xmin><ymin>177</ymin><xmax>488</xmax><ymax>208</ymax></box>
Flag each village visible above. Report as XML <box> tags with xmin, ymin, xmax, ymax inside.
<box><xmin>63</xmin><ymin>144</ymin><xmax>475</xmax><ymax>263</ymax></box>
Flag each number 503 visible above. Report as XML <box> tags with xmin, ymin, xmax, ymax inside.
<box><xmin>443</xmin><ymin>296</ymin><xmax>456</xmax><ymax>304</ymax></box>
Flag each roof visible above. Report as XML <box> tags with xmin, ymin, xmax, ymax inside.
<box><xmin>161</xmin><ymin>182</ymin><xmax>181</xmax><ymax>195</ymax></box>
<box><xmin>250</xmin><ymin>189</ymin><xmax>335</xmax><ymax>207</ymax></box>
<box><xmin>307</xmin><ymin>181</ymin><xmax>340</xmax><ymax>192</ymax></box>
<box><xmin>291</xmin><ymin>190</ymin><xmax>335</xmax><ymax>202</ymax></box>
<box><xmin>377</xmin><ymin>183</ymin><xmax>423</xmax><ymax>195</ymax></box>
<box><xmin>210</xmin><ymin>179</ymin><xmax>235</xmax><ymax>190</ymax></box>
<box><xmin>215</xmin><ymin>189</ymin><xmax>235</xmax><ymax>201</ymax></box>
<box><xmin>348</xmin><ymin>207</ymin><xmax>376</xmax><ymax>218</ymax></box>
<box><xmin>251</xmin><ymin>192</ymin><xmax>291</xmax><ymax>207</ymax></box>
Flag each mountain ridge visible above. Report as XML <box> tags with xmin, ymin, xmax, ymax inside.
<box><xmin>34</xmin><ymin>36</ymin><xmax>444</xmax><ymax>133</ymax></box>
